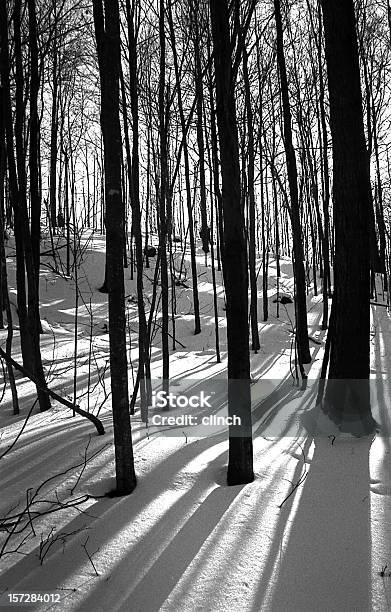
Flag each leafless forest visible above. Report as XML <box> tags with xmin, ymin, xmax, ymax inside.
<box><xmin>1</xmin><ymin>1</ymin><xmax>391</xmax><ymax>609</ymax></box>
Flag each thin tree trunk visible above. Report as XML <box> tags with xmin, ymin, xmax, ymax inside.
<box><xmin>93</xmin><ymin>0</ymin><xmax>137</xmax><ymax>494</ymax></box>
<box><xmin>167</xmin><ymin>1</ymin><xmax>201</xmax><ymax>335</ymax></box>
<box><xmin>158</xmin><ymin>0</ymin><xmax>170</xmax><ymax>396</ymax></box>
<box><xmin>192</xmin><ymin>3</ymin><xmax>209</xmax><ymax>257</ymax></box>
<box><xmin>274</xmin><ymin>0</ymin><xmax>311</xmax><ymax>367</ymax></box>
<box><xmin>243</xmin><ymin>49</ymin><xmax>260</xmax><ymax>352</ymax></box>
<box><xmin>123</xmin><ymin>0</ymin><xmax>150</xmax><ymax>418</ymax></box>
<box><xmin>28</xmin><ymin>0</ymin><xmax>41</xmax><ymax>286</ymax></box>
<box><xmin>3</xmin><ymin>0</ymin><xmax>33</xmax><ymax>370</ymax></box>
<box><xmin>49</xmin><ymin>41</ymin><xmax>58</xmax><ymax>230</ymax></box>
<box><xmin>0</xmin><ymin>84</ymin><xmax>19</xmax><ymax>414</ymax></box>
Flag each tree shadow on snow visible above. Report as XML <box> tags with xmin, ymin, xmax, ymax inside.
<box><xmin>258</xmin><ymin>424</ymin><xmax>373</xmax><ymax>611</ymax></box>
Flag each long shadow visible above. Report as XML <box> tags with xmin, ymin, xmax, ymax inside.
<box><xmin>1</xmin><ymin>372</ymin><xmax>299</xmax><ymax>601</ymax></box>
<box><xmin>147</xmin><ymin>386</ymin><xmax>319</xmax><ymax>612</ymax></box>
<box><xmin>1</xmin><ymin>315</ymin><xmax>327</xmax><ymax>610</ymax></box>
<box><xmin>369</xmin><ymin>306</ymin><xmax>391</xmax><ymax>608</ymax></box>
<box><xmin>1</xmin><ymin>371</ymin><xmax>334</xmax><ymax>612</ymax></box>
<box><xmin>0</xmin><ymin>430</ymin><xmax>229</xmax><ymax>592</ymax></box>
<box><xmin>81</xmin><ymin>466</ymin><xmax>242</xmax><ymax>612</ymax></box>
<box><xmin>1</xmin><ymin>429</ymin><xmax>102</xmax><ymax>491</ymax></box>
<box><xmin>262</xmin><ymin>430</ymin><xmax>373</xmax><ymax>611</ymax></box>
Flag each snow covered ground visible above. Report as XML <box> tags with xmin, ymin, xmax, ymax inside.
<box><xmin>1</xmin><ymin>233</ymin><xmax>391</xmax><ymax>611</ymax></box>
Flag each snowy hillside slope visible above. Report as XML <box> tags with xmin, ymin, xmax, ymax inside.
<box><xmin>1</xmin><ymin>234</ymin><xmax>391</xmax><ymax>611</ymax></box>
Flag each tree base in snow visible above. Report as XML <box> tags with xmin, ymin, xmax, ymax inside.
<box><xmin>227</xmin><ymin>437</ymin><xmax>255</xmax><ymax>486</ymax></box>
<box><xmin>106</xmin><ymin>481</ymin><xmax>137</xmax><ymax>497</ymax></box>
<box><xmin>227</xmin><ymin>470</ymin><xmax>254</xmax><ymax>486</ymax></box>
<box><xmin>302</xmin><ymin>397</ymin><xmax>379</xmax><ymax>439</ymax></box>
<box><xmin>323</xmin><ymin>380</ymin><xmax>378</xmax><ymax>436</ymax></box>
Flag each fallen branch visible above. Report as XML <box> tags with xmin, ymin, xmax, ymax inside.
<box><xmin>278</xmin><ymin>442</ymin><xmax>308</xmax><ymax>509</ymax></box>
<box><xmin>39</xmin><ymin>527</ymin><xmax>87</xmax><ymax>565</ymax></box>
<box><xmin>81</xmin><ymin>535</ymin><xmax>100</xmax><ymax>576</ymax></box>
<box><xmin>0</xmin><ymin>444</ymin><xmax>109</xmax><ymax>543</ymax></box>
<box><xmin>40</xmin><ymin>243</ymin><xmax>67</xmax><ymax>257</ymax></box>
<box><xmin>0</xmin><ymin>347</ymin><xmax>105</xmax><ymax>436</ymax></box>
<box><xmin>147</xmin><ymin>320</ymin><xmax>186</xmax><ymax>348</ymax></box>
<box><xmin>0</xmin><ymin>400</ymin><xmax>38</xmax><ymax>460</ymax></box>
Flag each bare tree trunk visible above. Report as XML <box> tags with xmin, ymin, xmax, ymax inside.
<box><xmin>320</xmin><ymin>0</ymin><xmax>376</xmax><ymax>433</ymax></box>
<box><xmin>1</xmin><ymin>0</ymin><xmax>50</xmax><ymax>412</ymax></box>
<box><xmin>93</xmin><ymin>0</ymin><xmax>137</xmax><ymax>494</ymax></box>
<box><xmin>167</xmin><ymin>1</ymin><xmax>201</xmax><ymax>335</ymax></box>
<box><xmin>27</xmin><ymin>0</ymin><xmax>51</xmax><ymax>415</ymax></box>
<box><xmin>274</xmin><ymin>0</ymin><xmax>311</xmax><ymax>367</ymax></box>
<box><xmin>316</xmin><ymin>2</ymin><xmax>331</xmax><ymax>328</ymax></box>
<box><xmin>2</xmin><ymin>0</ymin><xmax>33</xmax><ymax>370</ymax></box>
<box><xmin>243</xmin><ymin>49</ymin><xmax>260</xmax><ymax>352</ymax></box>
<box><xmin>158</xmin><ymin>0</ymin><xmax>170</xmax><ymax>396</ymax></box>
<box><xmin>209</xmin><ymin>0</ymin><xmax>254</xmax><ymax>485</ymax></box>
<box><xmin>0</xmin><ymin>82</ymin><xmax>19</xmax><ymax>414</ymax></box>
<box><xmin>49</xmin><ymin>30</ymin><xmax>58</xmax><ymax>230</ymax></box>
<box><xmin>0</xmin><ymin>84</ymin><xmax>5</xmax><ymax>330</ymax></box>
<box><xmin>191</xmin><ymin>2</ymin><xmax>209</xmax><ymax>257</ymax></box>
<box><xmin>28</xmin><ymin>0</ymin><xmax>41</xmax><ymax>287</ymax></box>
<box><xmin>123</xmin><ymin>0</ymin><xmax>150</xmax><ymax>418</ymax></box>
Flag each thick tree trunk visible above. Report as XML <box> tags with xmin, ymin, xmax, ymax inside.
<box><xmin>93</xmin><ymin>0</ymin><xmax>137</xmax><ymax>494</ymax></box>
<box><xmin>209</xmin><ymin>0</ymin><xmax>254</xmax><ymax>485</ymax></box>
<box><xmin>320</xmin><ymin>0</ymin><xmax>376</xmax><ymax>433</ymax></box>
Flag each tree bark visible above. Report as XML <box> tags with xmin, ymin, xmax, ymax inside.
<box><xmin>1</xmin><ymin>0</ymin><xmax>50</xmax><ymax>412</ymax></box>
<box><xmin>123</xmin><ymin>0</ymin><xmax>150</xmax><ymax>419</ymax></box>
<box><xmin>243</xmin><ymin>49</ymin><xmax>260</xmax><ymax>352</ymax></box>
<box><xmin>49</xmin><ymin>32</ymin><xmax>59</xmax><ymax>230</ymax></box>
<box><xmin>167</xmin><ymin>0</ymin><xmax>201</xmax><ymax>335</ymax></box>
<box><xmin>92</xmin><ymin>0</ymin><xmax>137</xmax><ymax>494</ymax></box>
<box><xmin>191</xmin><ymin>3</ymin><xmax>209</xmax><ymax>256</ymax></box>
<box><xmin>209</xmin><ymin>0</ymin><xmax>254</xmax><ymax>485</ymax></box>
<box><xmin>2</xmin><ymin>0</ymin><xmax>33</xmax><ymax>370</ymax></box>
<box><xmin>320</xmin><ymin>0</ymin><xmax>376</xmax><ymax>433</ymax></box>
<box><xmin>158</xmin><ymin>0</ymin><xmax>170</xmax><ymax>396</ymax></box>
<box><xmin>274</xmin><ymin>0</ymin><xmax>311</xmax><ymax>367</ymax></box>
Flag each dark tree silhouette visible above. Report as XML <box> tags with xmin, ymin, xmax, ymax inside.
<box><xmin>209</xmin><ymin>0</ymin><xmax>254</xmax><ymax>485</ymax></box>
<box><xmin>274</xmin><ymin>0</ymin><xmax>311</xmax><ymax>368</ymax></box>
<box><xmin>92</xmin><ymin>0</ymin><xmax>137</xmax><ymax>494</ymax></box>
<box><xmin>320</xmin><ymin>0</ymin><xmax>377</xmax><ymax>433</ymax></box>
<box><xmin>1</xmin><ymin>0</ymin><xmax>50</xmax><ymax>412</ymax></box>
